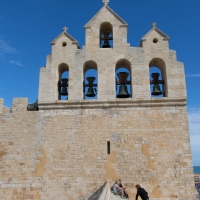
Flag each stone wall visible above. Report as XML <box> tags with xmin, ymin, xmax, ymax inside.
<box><xmin>0</xmin><ymin>98</ymin><xmax>196</xmax><ymax>199</ymax></box>
<box><xmin>0</xmin><ymin>5</ymin><xmax>196</xmax><ymax>200</ymax></box>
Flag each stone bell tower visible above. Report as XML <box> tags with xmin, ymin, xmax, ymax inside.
<box><xmin>36</xmin><ymin>1</ymin><xmax>195</xmax><ymax>197</ymax></box>
<box><xmin>0</xmin><ymin>1</ymin><xmax>196</xmax><ymax>200</ymax></box>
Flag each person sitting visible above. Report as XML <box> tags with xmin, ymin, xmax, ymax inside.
<box><xmin>113</xmin><ymin>180</ymin><xmax>125</xmax><ymax>198</ymax></box>
<box><xmin>118</xmin><ymin>179</ymin><xmax>129</xmax><ymax>198</ymax></box>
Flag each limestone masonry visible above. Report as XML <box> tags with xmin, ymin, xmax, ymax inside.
<box><xmin>0</xmin><ymin>3</ymin><xmax>196</xmax><ymax>200</ymax></box>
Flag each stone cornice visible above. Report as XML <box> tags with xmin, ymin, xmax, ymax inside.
<box><xmin>38</xmin><ymin>98</ymin><xmax>187</xmax><ymax>110</ymax></box>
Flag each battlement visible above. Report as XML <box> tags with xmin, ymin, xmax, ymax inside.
<box><xmin>0</xmin><ymin>98</ymin><xmax>39</xmax><ymax>114</ymax></box>
<box><xmin>12</xmin><ymin>98</ymin><xmax>28</xmax><ymax>112</ymax></box>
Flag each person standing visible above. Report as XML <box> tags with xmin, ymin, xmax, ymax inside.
<box><xmin>135</xmin><ymin>184</ymin><xmax>149</xmax><ymax>200</ymax></box>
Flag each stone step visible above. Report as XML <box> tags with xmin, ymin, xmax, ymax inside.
<box><xmin>109</xmin><ymin>191</ymin><xmax>129</xmax><ymax>200</ymax></box>
<box><xmin>109</xmin><ymin>192</ymin><xmax>121</xmax><ymax>200</ymax></box>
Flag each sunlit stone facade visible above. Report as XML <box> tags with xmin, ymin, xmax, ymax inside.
<box><xmin>0</xmin><ymin>4</ymin><xmax>196</xmax><ymax>200</ymax></box>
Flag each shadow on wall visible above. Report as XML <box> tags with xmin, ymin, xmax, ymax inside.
<box><xmin>88</xmin><ymin>182</ymin><xmax>107</xmax><ymax>200</ymax></box>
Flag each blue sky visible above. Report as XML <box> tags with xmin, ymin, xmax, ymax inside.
<box><xmin>0</xmin><ymin>0</ymin><xmax>199</xmax><ymax>165</ymax></box>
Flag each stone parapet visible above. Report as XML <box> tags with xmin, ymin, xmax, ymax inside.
<box><xmin>99</xmin><ymin>182</ymin><xmax>110</xmax><ymax>200</ymax></box>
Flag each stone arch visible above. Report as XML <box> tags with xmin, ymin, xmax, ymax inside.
<box><xmin>115</xmin><ymin>59</ymin><xmax>131</xmax><ymax>72</ymax></box>
<box><xmin>149</xmin><ymin>58</ymin><xmax>167</xmax><ymax>97</ymax></box>
<box><xmin>83</xmin><ymin>61</ymin><xmax>98</xmax><ymax>99</ymax></box>
<box><xmin>58</xmin><ymin>63</ymin><xmax>69</xmax><ymax>100</ymax></box>
<box><xmin>115</xmin><ymin>59</ymin><xmax>132</xmax><ymax>98</ymax></box>
<box><xmin>58</xmin><ymin>63</ymin><xmax>69</xmax><ymax>79</ymax></box>
<box><xmin>83</xmin><ymin>60</ymin><xmax>98</xmax><ymax>74</ymax></box>
<box><xmin>100</xmin><ymin>22</ymin><xmax>113</xmax><ymax>48</ymax></box>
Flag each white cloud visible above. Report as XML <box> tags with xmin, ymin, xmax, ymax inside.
<box><xmin>0</xmin><ymin>37</ymin><xmax>16</xmax><ymax>57</ymax></box>
<box><xmin>188</xmin><ymin>106</ymin><xmax>200</xmax><ymax>165</ymax></box>
<box><xmin>9</xmin><ymin>60</ymin><xmax>23</xmax><ymax>67</ymax></box>
<box><xmin>186</xmin><ymin>74</ymin><xmax>200</xmax><ymax>78</ymax></box>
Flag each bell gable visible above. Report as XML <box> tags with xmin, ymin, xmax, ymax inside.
<box><xmin>84</xmin><ymin>5</ymin><xmax>127</xmax><ymax>28</ymax></box>
<box><xmin>84</xmin><ymin>5</ymin><xmax>128</xmax><ymax>49</ymax></box>
<box><xmin>140</xmin><ymin>22</ymin><xmax>170</xmax><ymax>50</ymax></box>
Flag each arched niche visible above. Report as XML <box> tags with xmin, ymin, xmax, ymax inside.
<box><xmin>115</xmin><ymin>59</ymin><xmax>132</xmax><ymax>98</ymax></box>
<box><xmin>58</xmin><ymin>63</ymin><xmax>69</xmax><ymax>100</ymax></box>
<box><xmin>149</xmin><ymin>58</ymin><xmax>167</xmax><ymax>97</ymax></box>
<box><xmin>58</xmin><ymin>63</ymin><xmax>69</xmax><ymax>79</ymax></box>
<box><xmin>100</xmin><ymin>22</ymin><xmax>113</xmax><ymax>48</ymax></box>
<box><xmin>83</xmin><ymin>61</ymin><xmax>98</xmax><ymax>100</ymax></box>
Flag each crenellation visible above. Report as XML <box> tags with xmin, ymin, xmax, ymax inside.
<box><xmin>46</xmin><ymin>54</ymin><xmax>52</xmax><ymax>66</ymax></box>
<box><xmin>168</xmin><ymin>50</ymin><xmax>178</xmax><ymax>62</ymax></box>
<box><xmin>0</xmin><ymin>98</ymin><xmax>4</xmax><ymax>114</ymax></box>
<box><xmin>11</xmin><ymin>98</ymin><xmax>28</xmax><ymax>112</ymax></box>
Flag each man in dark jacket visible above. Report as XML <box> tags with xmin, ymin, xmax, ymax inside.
<box><xmin>135</xmin><ymin>184</ymin><xmax>149</xmax><ymax>200</ymax></box>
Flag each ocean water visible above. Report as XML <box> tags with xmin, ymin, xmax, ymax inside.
<box><xmin>193</xmin><ymin>166</ymin><xmax>200</xmax><ymax>174</ymax></box>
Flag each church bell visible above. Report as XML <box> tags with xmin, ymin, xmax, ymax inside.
<box><xmin>86</xmin><ymin>87</ymin><xmax>96</xmax><ymax>97</ymax></box>
<box><xmin>151</xmin><ymin>84</ymin><xmax>163</xmax><ymax>96</ymax></box>
<box><xmin>117</xmin><ymin>85</ymin><xmax>130</xmax><ymax>98</ymax></box>
<box><xmin>102</xmin><ymin>40</ymin><xmax>111</xmax><ymax>48</ymax></box>
<box><xmin>59</xmin><ymin>78</ymin><xmax>68</xmax><ymax>97</ymax></box>
<box><xmin>60</xmin><ymin>87</ymin><xmax>68</xmax><ymax>96</ymax></box>
<box><xmin>84</xmin><ymin>76</ymin><xmax>97</xmax><ymax>98</ymax></box>
<box><xmin>102</xmin><ymin>31</ymin><xmax>111</xmax><ymax>48</ymax></box>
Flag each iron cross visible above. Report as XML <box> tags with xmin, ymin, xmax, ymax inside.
<box><xmin>103</xmin><ymin>0</ymin><xmax>109</xmax><ymax>5</ymax></box>
<box><xmin>151</xmin><ymin>22</ymin><xmax>157</xmax><ymax>28</ymax></box>
<box><xmin>63</xmin><ymin>26</ymin><xmax>68</xmax><ymax>32</ymax></box>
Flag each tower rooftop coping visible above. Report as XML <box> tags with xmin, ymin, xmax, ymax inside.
<box><xmin>84</xmin><ymin>5</ymin><xmax>127</xmax><ymax>28</ymax></box>
<box><xmin>51</xmin><ymin>27</ymin><xmax>79</xmax><ymax>46</ymax></box>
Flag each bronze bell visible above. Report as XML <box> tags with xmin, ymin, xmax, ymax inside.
<box><xmin>117</xmin><ymin>85</ymin><xmax>130</xmax><ymax>98</ymax></box>
<box><xmin>86</xmin><ymin>87</ymin><xmax>96</xmax><ymax>97</ymax></box>
<box><xmin>151</xmin><ymin>84</ymin><xmax>163</xmax><ymax>96</ymax></box>
<box><xmin>102</xmin><ymin>32</ymin><xmax>111</xmax><ymax>48</ymax></box>
<box><xmin>60</xmin><ymin>87</ymin><xmax>68</xmax><ymax>96</ymax></box>
<box><xmin>102</xmin><ymin>40</ymin><xmax>111</xmax><ymax>48</ymax></box>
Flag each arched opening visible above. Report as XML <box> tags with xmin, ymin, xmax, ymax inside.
<box><xmin>58</xmin><ymin>63</ymin><xmax>69</xmax><ymax>100</ymax></box>
<box><xmin>100</xmin><ymin>22</ymin><xmax>113</xmax><ymax>48</ymax></box>
<box><xmin>83</xmin><ymin>61</ymin><xmax>98</xmax><ymax>100</ymax></box>
<box><xmin>115</xmin><ymin>59</ymin><xmax>132</xmax><ymax>98</ymax></box>
<box><xmin>149</xmin><ymin>58</ymin><xmax>167</xmax><ymax>97</ymax></box>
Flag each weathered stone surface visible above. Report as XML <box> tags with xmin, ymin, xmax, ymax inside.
<box><xmin>0</xmin><ymin>4</ymin><xmax>196</xmax><ymax>200</ymax></box>
<box><xmin>0</xmin><ymin>100</ymin><xmax>196</xmax><ymax>199</ymax></box>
